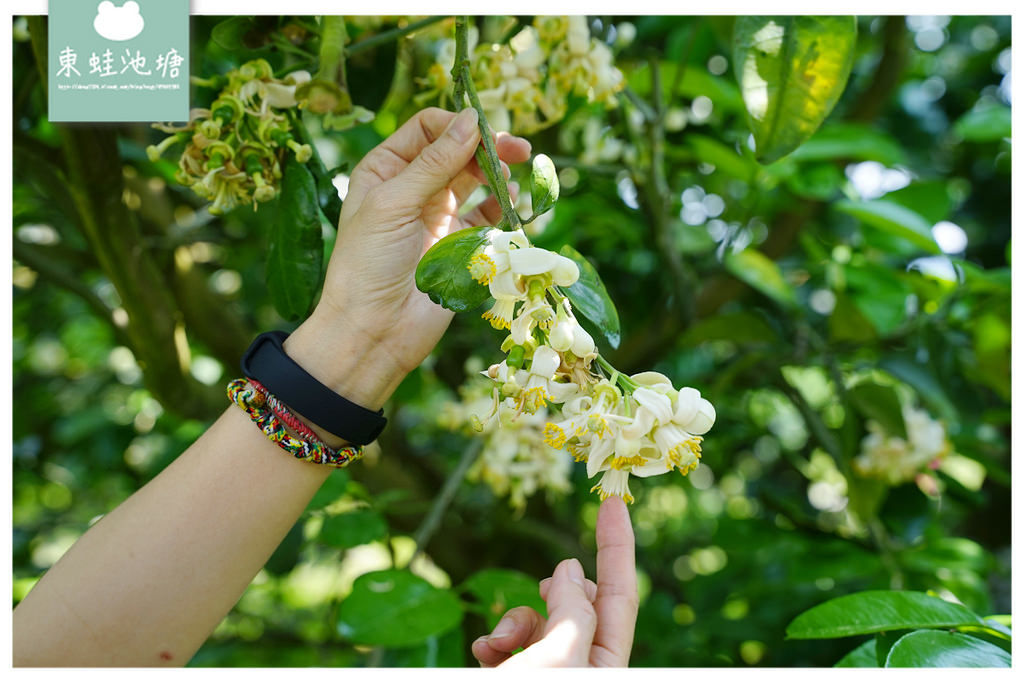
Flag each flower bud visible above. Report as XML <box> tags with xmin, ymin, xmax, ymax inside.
<box><xmin>686</xmin><ymin>399</ymin><xmax>716</xmax><ymax>435</ymax></box>
<box><xmin>550</xmin><ymin>320</ymin><xmax>574</xmax><ymax>352</ymax></box>
<box><xmin>570</xmin><ymin>323</ymin><xmax>595</xmax><ymax>357</ymax></box>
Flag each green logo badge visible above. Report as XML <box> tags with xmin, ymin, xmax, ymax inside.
<box><xmin>48</xmin><ymin>0</ymin><xmax>189</xmax><ymax>122</ymax></box>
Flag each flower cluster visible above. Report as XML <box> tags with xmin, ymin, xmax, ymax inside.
<box><xmin>466</xmin><ymin>228</ymin><xmax>715</xmax><ymax>503</ymax></box>
<box><xmin>853</xmin><ymin>405</ymin><xmax>952</xmax><ymax>485</ymax></box>
<box><xmin>147</xmin><ymin>59</ymin><xmax>314</xmax><ymax>215</ymax></box>
<box><xmin>439</xmin><ymin>376</ymin><xmax>572</xmax><ymax>511</ymax></box>
<box><xmin>420</xmin><ymin>16</ymin><xmax>625</xmax><ymax>135</ymax></box>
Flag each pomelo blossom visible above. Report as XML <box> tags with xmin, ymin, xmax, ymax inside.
<box><xmin>439</xmin><ymin>377</ymin><xmax>572</xmax><ymax>511</ymax></box>
<box><xmin>853</xmin><ymin>405</ymin><xmax>952</xmax><ymax>485</ymax></box>
<box><xmin>464</xmin><ymin>228</ymin><xmax>716</xmax><ymax>503</ymax></box>
<box><xmin>419</xmin><ymin>16</ymin><xmax>625</xmax><ymax>135</ymax></box>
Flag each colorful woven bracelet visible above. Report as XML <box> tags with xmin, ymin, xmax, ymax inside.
<box><xmin>227</xmin><ymin>378</ymin><xmax>362</xmax><ymax>468</ymax></box>
<box><xmin>247</xmin><ymin>378</ymin><xmax>324</xmax><ymax>444</ymax></box>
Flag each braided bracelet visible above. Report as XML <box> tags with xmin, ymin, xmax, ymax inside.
<box><xmin>247</xmin><ymin>378</ymin><xmax>324</xmax><ymax>444</ymax></box>
<box><xmin>227</xmin><ymin>378</ymin><xmax>363</xmax><ymax>468</ymax></box>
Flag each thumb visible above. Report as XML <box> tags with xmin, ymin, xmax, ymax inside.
<box><xmin>392</xmin><ymin>108</ymin><xmax>481</xmax><ymax>205</ymax></box>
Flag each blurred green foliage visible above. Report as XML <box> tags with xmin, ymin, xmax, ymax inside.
<box><xmin>12</xmin><ymin>14</ymin><xmax>1010</xmax><ymax>667</ymax></box>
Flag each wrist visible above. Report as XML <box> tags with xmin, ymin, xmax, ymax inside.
<box><xmin>282</xmin><ymin>307</ymin><xmax>407</xmax><ymax>417</ymax></box>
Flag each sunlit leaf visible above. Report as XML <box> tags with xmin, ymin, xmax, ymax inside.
<box><xmin>336</xmin><ymin>570</ymin><xmax>463</xmax><ymax>647</ymax></box>
<box><xmin>787</xmin><ymin>590</ymin><xmax>987</xmax><ymax>639</ymax></box>
<box><xmin>560</xmin><ymin>244</ymin><xmax>621</xmax><ymax>349</ymax></box>
<box><xmin>954</xmin><ymin>105</ymin><xmax>1011</xmax><ymax>143</ymax></box>
<box><xmin>724</xmin><ymin>248</ymin><xmax>796</xmax><ymax>306</ymax></box>
<box><xmin>834</xmin><ymin>199</ymin><xmax>941</xmax><ymax>254</ymax></box>
<box><xmin>885</xmin><ymin>630</ymin><xmax>1011</xmax><ymax>668</ymax></box>
<box><xmin>733</xmin><ymin>16</ymin><xmax>858</xmax><ymax>163</ymax></box>
<box><xmin>847</xmin><ymin>381</ymin><xmax>907</xmax><ymax>439</ymax></box>
<box><xmin>319</xmin><ymin>509</ymin><xmax>387</xmax><ymax>549</ymax></box>
<box><xmin>530</xmin><ymin>154</ymin><xmax>559</xmax><ymax>218</ymax></box>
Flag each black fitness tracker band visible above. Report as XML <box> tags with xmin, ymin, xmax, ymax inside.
<box><xmin>240</xmin><ymin>331</ymin><xmax>387</xmax><ymax>446</ymax></box>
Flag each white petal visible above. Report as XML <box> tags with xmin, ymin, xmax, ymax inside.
<box><xmin>529</xmin><ymin>345</ymin><xmax>561</xmax><ymax>379</ymax></box>
<box><xmin>684</xmin><ymin>399</ymin><xmax>716</xmax><ymax>435</ymax></box>
<box><xmin>632</xmin><ymin>387</ymin><xmax>674</xmax><ymax>424</ymax></box>
<box><xmin>551</xmin><ymin>257</ymin><xmax>580</xmax><ymax>287</ymax></box>
<box><xmin>672</xmin><ymin>387</ymin><xmax>701</xmax><ymax>426</ymax></box>
<box><xmin>263</xmin><ymin>82</ymin><xmax>297</xmax><ymax>108</ymax></box>
<box><xmin>489</xmin><ymin>269</ymin><xmax>523</xmax><ymax>299</ymax></box>
<box><xmin>621</xmin><ymin>405</ymin><xmax>656</xmax><ymax>441</ymax></box>
<box><xmin>570</xmin><ymin>322</ymin><xmax>595</xmax><ymax>357</ymax></box>
<box><xmin>549</xmin><ymin>320</ymin><xmax>574</xmax><ymax>352</ymax></box>
<box><xmin>632</xmin><ymin>457</ymin><xmax>673</xmax><ymax>478</ymax></box>
<box><xmin>587</xmin><ymin>437</ymin><xmax>615</xmax><ymax>477</ymax></box>
<box><xmin>631</xmin><ymin>371</ymin><xmax>673</xmax><ymax>392</ymax></box>
<box><xmin>509</xmin><ymin>247</ymin><xmax>560</xmax><ymax>275</ymax></box>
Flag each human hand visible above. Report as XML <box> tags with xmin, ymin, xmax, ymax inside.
<box><xmin>284</xmin><ymin>107</ymin><xmax>530</xmax><ymax>412</ymax></box>
<box><xmin>471</xmin><ymin>496</ymin><xmax>639</xmax><ymax>667</ymax></box>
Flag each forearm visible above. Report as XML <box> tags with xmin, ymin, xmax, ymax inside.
<box><xmin>12</xmin><ymin>312</ymin><xmax>406</xmax><ymax>666</ymax></box>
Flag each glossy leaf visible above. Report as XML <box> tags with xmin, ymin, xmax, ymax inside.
<box><xmin>847</xmin><ymin>381</ymin><xmax>907</xmax><ymax>439</ymax></box>
<box><xmin>559</xmin><ymin>244</ymin><xmax>621</xmax><ymax>349</ymax></box>
<box><xmin>414</xmin><ymin>226</ymin><xmax>492</xmax><ymax>313</ymax></box>
<box><xmin>319</xmin><ymin>509</ymin><xmax>387</xmax><ymax>549</ymax></box>
<box><xmin>266</xmin><ymin>156</ymin><xmax>324</xmax><ymax>321</ymax></box>
<box><xmin>787</xmin><ymin>590</ymin><xmax>987</xmax><ymax>640</ymax></box>
<box><xmin>834</xmin><ymin>199</ymin><xmax>941</xmax><ymax>254</ymax></box>
<box><xmin>733</xmin><ymin>16</ymin><xmax>858</xmax><ymax>163</ymax></box>
<box><xmin>885</xmin><ymin>630</ymin><xmax>1011</xmax><ymax>668</ymax></box>
<box><xmin>787</xmin><ymin>123</ymin><xmax>906</xmax><ymax>165</ymax></box>
<box><xmin>724</xmin><ymin>248</ymin><xmax>796</xmax><ymax>306</ymax></box>
<box><xmin>530</xmin><ymin>154</ymin><xmax>559</xmax><ymax>218</ymax></box>
<box><xmin>954</xmin><ymin>105</ymin><xmax>1011</xmax><ymax>143</ymax></box>
<box><xmin>462</xmin><ymin>569</ymin><xmax>547</xmax><ymax>630</ymax></box>
<box><xmin>336</xmin><ymin>570</ymin><xmax>463</xmax><ymax>647</ymax></box>
<box><xmin>834</xmin><ymin>639</ymin><xmax>876</xmax><ymax>667</ymax></box>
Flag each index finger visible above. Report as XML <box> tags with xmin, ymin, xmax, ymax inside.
<box><xmin>591</xmin><ymin>495</ymin><xmax>638</xmax><ymax>667</ymax></box>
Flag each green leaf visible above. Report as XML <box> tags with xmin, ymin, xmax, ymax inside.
<box><xmin>688</xmin><ymin>134</ymin><xmax>755</xmax><ymax>180</ymax></box>
<box><xmin>885</xmin><ymin>630</ymin><xmax>1011</xmax><ymax>668</ymax></box>
<box><xmin>414</xmin><ymin>226</ymin><xmax>492</xmax><ymax>313</ymax></box>
<box><xmin>264</xmin><ymin>520</ymin><xmax>304</xmax><ymax>576</ymax></box>
<box><xmin>266</xmin><ymin>157</ymin><xmax>324</xmax><ymax>321</ymax></box>
<box><xmin>682</xmin><ymin>311</ymin><xmax>779</xmax><ymax>346</ymax></box>
<box><xmin>724</xmin><ymin>248</ymin><xmax>796</xmax><ymax>306</ymax></box>
<box><xmin>336</xmin><ymin>570</ymin><xmax>463</xmax><ymax>647</ymax></box>
<box><xmin>954</xmin><ymin>105</ymin><xmax>1011</xmax><ymax>143</ymax></box>
<box><xmin>847</xmin><ymin>381</ymin><xmax>907</xmax><ymax>440</ymax></box>
<box><xmin>461</xmin><ymin>569</ymin><xmax>547</xmax><ymax>630</ymax></box>
<box><xmin>883</xmin><ymin>181</ymin><xmax>952</xmax><ymax>226</ymax></box>
<box><xmin>530</xmin><ymin>154</ymin><xmax>559</xmax><ymax>218</ymax></box>
<box><xmin>211</xmin><ymin>17</ymin><xmax>265</xmax><ymax>52</ymax></box>
<box><xmin>733</xmin><ymin>16</ymin><xmax>858</xmax><ymax>163</ymax></box>
<box><xmin>834</xmin><ymin>639</ymin><xmax>876</xmax><ymax>667</ymax></box>
<box><xmin>319</xmin><ymin>509</ymin><xmax>388</xmax><ymax>549</ymax></box>
<box><xmin>876</xmin><ymin>629</ymin><xmax>910</xmax><ymax>666</ymax></box>
<box><xmin>879</xmin><ymin>354</ymin><xmax>957</xmax><ymax>423</ymax></box>
<box><xmin>786</xmin><ymin>590</ymin><xmax>987</xmax><ymax>640</ymax></box>
<box><xmin>559</xmin><ymin>245</ymin><xmax>621</xmax><ymax>349</ymax></box>
<box><xmin>834</xmin><ymin>199</ymin><xmax>941</xmax><ymax>254</ymax></box>
<box><xmin>786</xmin><ymin>123</ymin><xmax>906</xmax><ymax>165</ymax></box>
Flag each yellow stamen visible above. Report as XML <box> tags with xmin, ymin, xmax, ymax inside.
<box><xmin>668</xmin><ymin>436</ymin><xmax>703</xmax><ymax>472</ymax></box>
<box><xmin>589</xmin><ymin>483</ymin><xmax>635</xmax><ymax>505</ymax></box>
<box><xmin>543</xmin><ymin>423</ymin><xmax>567</xmax><ymax>449</ymax></box>
<box><xmin>467</xmin><ymin>252</ymin><xmax>497</xmax><ymax>285</ymax></box>
<box><xmin>516</xmin><ymin>386</ymin><xmax>552</xmax><ymax>414</ymax></box>
<box><xmin>481</xmin><ymin>310</ymin><xmax>511</xmax><ymax>329</ymax></box>
<box><xmin>611</xmin><ymin>455</ymin><xmax>647</xmax><ymax>469</ymax></box>
<box><xmin>587</xmin><ymin>414</ymin><xmax>610</xmax><ymax>439</ymax></box>
<box><xmin>568</xmin><ymin>443</ymin><xmax>588</xmax><ymax>462</ymax></box>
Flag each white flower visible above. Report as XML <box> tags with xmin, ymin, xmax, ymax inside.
<box><xmin>854</xmin><ymin>405</ymin><xmax>951</xmax><ymax>485</ymax></box>
<box><xmin>516</xmin><ymin>345</ymin><xmax>562</xmax><ymax>414</ymax></box>
<box><xmin>508</xmin><ymin>247</ymin><xmax>580</xmax><ymax>286</ymax></box>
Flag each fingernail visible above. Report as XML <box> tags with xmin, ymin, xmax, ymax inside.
<box><xmin>567</xmin><ymin>558</ymin><xmax>585</xmax><ymax>587</ymax></box>
<box><xmin>501</xmin><ymin>161</ymin><xmax>511</xmax><ymax>180</ymax></box>
<box><xmin>448</xmin><ymin>108</ymin><xmax>478</xmax><ymax>143</ymax></box>
<box><xmin>538</xmin><ymin>576</ymin><xmax>551</xmax><ymax>591</ymax></box>
<box><xmin>489</xmin><ymin>617</ymin><xmax>515</xmax><ymax>641</ymax></box>
<box><xmin>509</xmin><ymin>181</ymin><xmax>520</xmax><ymax>197</ymax></box>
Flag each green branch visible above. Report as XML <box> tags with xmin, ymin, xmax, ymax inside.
<box><xmin>452</xmin><ymin>16</ymin><xmax>521</xmax><ymax>231</ymax></box>
<box><xmin>407</xmin><ymin>441</ymin><xmax>482</xmax><ymax>567</ymax></box>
